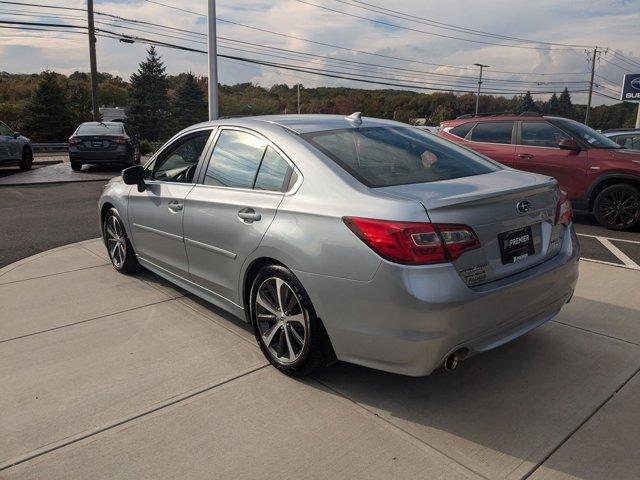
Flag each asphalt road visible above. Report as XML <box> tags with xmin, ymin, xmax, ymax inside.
<box><xmin>0</xmin><ymin>180</ymin><xmax>639</xmax><ymax>269</ymax></box>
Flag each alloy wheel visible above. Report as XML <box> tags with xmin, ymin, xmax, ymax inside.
<box><xmin>105</xmin><ymin>214</ymin><xmax>127</xmax><ymax>269</ymax></box>
<box><xmin>598</xmin><ymin>189</ymin><xmax>640</xmax><ymax>229</ymax></box>
<box><xmin>255</xmin><ymin>277</ymin><xmax>308</xmax><ymax>364</ymax></box>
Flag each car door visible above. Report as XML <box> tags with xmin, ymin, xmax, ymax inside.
<box><xmin>514</xmin><ymin>121</ymin><xmax>587</xmax><ymax>199</ymax></box>
<box><xmin>464</xmin><ymin>121</ymin><xmax>516</xmax><ymax>167</ymax></box>
<box><xmin>127</xmin><ymin>128</ymin><xmax>215</xmax><ymax>276</ymax></box>
<box><xmin>183</xmin><ymin>128</ymin><xmax>298</xmax><ymax>305</ymax></box>
<box><xmin>0</xmin><ymin>122</ymin><xmax>18</xmax><ymax>162</ymax></box>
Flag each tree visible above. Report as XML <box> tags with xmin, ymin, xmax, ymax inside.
<box><xmin>557</xmin><ymin>87</ymin><xmax>574</xmax><ymax>119</ymax></box>
<box><xmin>545</xmin><ymin>93</ymin><xmax>560</xmax><ymax>114</ymax></box>
<box><xmin>127</xmin><ymin>46</ymin><xmax>169</xmax><ymax>141</ymax></box>
<box><xmin>518</xmin><ymin>91</ymin><xmax>537</xmax><ymax>113</ymax></box>
<box><xmin>170</xmin><ymin>73</ymin><xmax>207</xmax><ymax>134</ymax></box>
<box><xmin>22</xmin><ymin>71</ymin><xmax>74</xmax><ymax>141</ymax></box>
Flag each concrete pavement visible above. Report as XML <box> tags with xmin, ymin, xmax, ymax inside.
<box><xmin>1</xmin><ymin>239</ymin><xmax>640</xmax><ymax>479</ymax></box>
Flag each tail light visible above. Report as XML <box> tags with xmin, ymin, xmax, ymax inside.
<box><xmin>555</xmin><ymin>191</ymin><xmax>573</xmax><ymax>225</ymax></box>
<box><xmin>343</xmin><ymin>217</ymin><xmax>480</xmax><ymax>265</ymax></box>
<box><xmin>114</xmin><ymin>137</ymin><xmax>127</xmax><ymax>144</ymax></box>
<box><xmin>68</xmin><ymin>136</ymin><xmax>80</xmax><ymax>145</ymax></box>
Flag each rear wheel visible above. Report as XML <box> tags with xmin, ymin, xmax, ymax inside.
<box><xmin>70</xmin><ymin>161</ymin><xmax>82</xmax><ymax>172</ymax></box>
<box><xmin>103</xmin><ymin>208</ymin><xmax>139</xmax><ymax>274</ymax></box>
<box><xmin>594</xmin><ymin>184</ymin><xmax>640</xmax><ymax>230</ymax></box>
<box><xmin>19</xmin><ymin>148</ymin><xmax>33</xmax><ymax>170</ymax></box>
<box><xmin>250</xmin><ymin>265</ymin><xmax>324</xmax><ymax>376</ymax></box>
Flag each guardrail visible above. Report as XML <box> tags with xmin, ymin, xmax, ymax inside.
<box><xmin>31</xmin><ymin>141</ymin><xmax>164</xmax><ymax>154</ymax></box>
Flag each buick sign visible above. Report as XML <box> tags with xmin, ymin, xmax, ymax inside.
<box><xmin>621</xmin><ymin>74</ymin><xmax>640</xmax><ymax>101</ymax></box>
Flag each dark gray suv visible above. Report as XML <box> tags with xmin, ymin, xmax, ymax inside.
<box><xmin>0</xmin><ymin>121</ymin><xmax>33</xmax><ymax>170</ymax></box>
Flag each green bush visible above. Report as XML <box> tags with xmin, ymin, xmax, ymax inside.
<box><xmin>139</xmin><ymin>139</ymin><xmax>153</xmax><ymax>155</ymax></box>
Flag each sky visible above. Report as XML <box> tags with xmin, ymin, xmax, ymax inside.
<box><xmin>1</xmin><ymin>0</ymin><xmax>639</xmax><ymax>105</ymax></box>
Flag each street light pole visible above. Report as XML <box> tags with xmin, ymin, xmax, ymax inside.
<box><xmin>297</xmin><ymin>84</ymin><xmax>300</xmax><ymax>114</ymax></box>
<box><xmin>207</xmin><ymin>0</ymin><xmax>219</xmax><ymax>120</ymax></box>
<box><xmin>86</xmin><ymin>0</ymin><xmax>99</xmax><ymax>121</ymax></box>
<box><xmin>474</xmin><ymin>63</ymin><xmax>489</xmax><ymax>116</ymax></box>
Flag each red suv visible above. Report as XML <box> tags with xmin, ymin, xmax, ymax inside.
<box><xmin>439</xmin><ymin>114</ymin><xmax>640</xmax><ymax>230</ymax></box>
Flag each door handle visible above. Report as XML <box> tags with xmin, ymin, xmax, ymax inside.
<box><xmin>517</xmin><ymin>153</ymin><xmax>534</xmax><ymax>159</ymax></box>
<box><xmin>168</xmin><ymin>200</ymin><xmax>183</xmax><ymax>212</ymax></box>
<box><xmin>237</xmin><ymin>208</ymin><xmax>261</xmax><ymax>223</ymax></box>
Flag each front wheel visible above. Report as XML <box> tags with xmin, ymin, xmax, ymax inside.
<box><xmin>19</xmin><ymin>148</ymin><xmax>33</xmax><ymax>170</ymax></box>
<box><xmin>103</xmin><ymin>208</ymin><xmax>140</xmax><ymax>274</ymax></box>
<box><xmin>70</xmin><ymin>161</ymin><xmax>82</xmax><ymax>172</ymax></box>
<box><xmin>593</xmin><ymin>184</ymin><xmax>640</xmax><ymax>231</ymax></box>
<box><xmin>250</xmin><ymin>265</ymin><xmax>325</xmax><ymax>376</ymax></box>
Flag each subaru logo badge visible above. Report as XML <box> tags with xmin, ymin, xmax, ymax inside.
<box><xmin>631</xmin><ymin>78</ymin><xmax>640</xmax><ymax>90</ymax></box>
<box><xmin>516</xmin><ymin>200</ymin><xmax>531</xmax><ymax>213</ymax></box>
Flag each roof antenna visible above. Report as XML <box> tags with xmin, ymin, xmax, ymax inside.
<box><xmin>345</xmin><ymin>111</ymin><xmax>362</xmax><ymax>126</ymax></box>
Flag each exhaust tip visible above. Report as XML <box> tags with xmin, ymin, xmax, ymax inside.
<box><xmin>443</xmin><ymin>352</ymin><xmax>459</xmax><ymax>371</ymax></box>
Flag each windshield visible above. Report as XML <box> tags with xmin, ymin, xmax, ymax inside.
<box><xmin>76</xmin><ymin>123</ymin><xmax>124</xmax><ymax>136</ymax></box>
<box><xmin>553</xmin><ymin>118</ymin><xmax>622</xmax><ymax>149</ymax></box>
<box><xmin>302</xmin><ymin>126</ymin><xmax>501</xmax><ymax>187</ymax></box>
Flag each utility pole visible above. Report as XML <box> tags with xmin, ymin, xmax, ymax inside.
<box><xmin>636</xmin><ymin>104</ymin><xmax>640</xmax><ymax>128</ymax></box>
<box><xmin>474</xmin><ymin>63</ymin><xmax>489</xmax><ymax>116</ymax></box>
<box><xmin>585</xmin><ymin>47</ymin><xmax>598</xmax><ymax>126</ymax></box>
<box><xmin>297</xmin><ymin>84</ymin><xmax>300</xmax><ymax>114</ymax></box>
<box><xmin>86</xmin><ymin>0</ymin><xmax>99</xmax><ymax>121</ymax></box>
<box><xmin>207</xmin><ymin>0</ymin><xmax>219</xmax><ymax>120</ymax></box>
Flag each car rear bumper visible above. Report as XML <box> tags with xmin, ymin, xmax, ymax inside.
<box><xmin>295</xmin><ymin>225</ymin><xmax>580</xmax><ymax>376</ymax></box>
<box><xmin>69</xmin><ymin>147</ymin><xmax>130</xmax><ymax>163</ymax></box>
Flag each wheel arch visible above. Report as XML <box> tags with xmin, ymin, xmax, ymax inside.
<box><xmin>587</xmin><ymin>173</ymin><xmax>640</xmax><ymax>211</ymax></box>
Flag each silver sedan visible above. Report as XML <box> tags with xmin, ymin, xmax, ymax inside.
<box><xmin>99</xmin><ymin>114</ymin><xmax>579</xmax><ymax>377</ymax></box>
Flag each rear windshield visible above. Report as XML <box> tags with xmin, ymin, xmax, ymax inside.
<box><xmin>302</xmin><ymin>126</ymin><xmax>501</xmax><ymax>187</ymax></box>
<box><xmin>76</xmin><ymin>123</ymin><xmax>124</xmax><ymax>136</ymax></box>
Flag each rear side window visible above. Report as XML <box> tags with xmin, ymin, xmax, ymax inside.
<box><xmin>521</xmin><ymin>122</ymin><xmax>570</xmax><ymax>147</ymax></box>
<box><xmin>77</xmin><ymin>123</ymin><xmax>124</xmax><ymax>135</ymax></box>
<box><xmin>203</xmin><ymin>130</ymin><xmax>266</xmax><ymax>188</ymax></box>
<box><xmin>254</xmin><ymin>147</ymin><xmax>293</xmax><ymax>192</ymax></box>
<box><xmin>449</xmin><ymin>122</ymin><xmax>474</xmax><ymax>139</ymax></box>
<box><xmin>302</xmin><ymin>126</ymin><xmax>501</xmax><ymax>187</ymax></box>
<box><xmin>469</xmin><ymin>122</ymin><xmax>514</xmax><ymax>144</ymax></box>
<box><xmin>613</xmin><ymin>134</ymin><xmax>640</xmax><ymax>149</ymax></box>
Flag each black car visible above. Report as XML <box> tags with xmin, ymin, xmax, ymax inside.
<box><xmin>68</xmin><ymin>122</ymin><xmax>140</xmax><ymax>171</ymax></box>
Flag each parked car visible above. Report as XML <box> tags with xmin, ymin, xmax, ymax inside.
<box><xmin>99</xmin><ymin>114</ymin><xmax>579</xmax><ymax>377</ymax></box>
<box><xmin>0</xmin><ymin>120</ymin><xmax>33</xmax><ymax>170</ymax></box>
<box><xmin>68</xmin><ymin>121</ymin><xmax>140</xmax><ymax>171</ymax></box>
<box><xmin>439</xmin><ymin>114</ymin><xmax>640</xmax><ymax>230</ymax></box>
<box><xmin>603</xmin><ymin>128</ymin><xmax>640</xmax><ymax>150</ymax></box>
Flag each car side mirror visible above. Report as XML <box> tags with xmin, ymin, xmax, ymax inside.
<box><xmin>122</xmin><ymin>165</ymin><xmax>146</xmax><ymax>192</ymax></box>
<box><xmin>558</xmin><ymin>138</ymin><xmax>581</xmax><ymax>152</ymax></box>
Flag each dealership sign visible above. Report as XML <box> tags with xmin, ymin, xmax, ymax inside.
<box><xmin>621</xmin><ymin>74</ymin><xmax>640</xmax><ymax>101</ymax></box>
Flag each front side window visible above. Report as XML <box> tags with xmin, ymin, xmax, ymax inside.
<box><xmin>152</xmin><ymin>130</ymin><xmax>212</xmax><ymax>183</ymax></box>
<box><xmin>203</xmin><ymin>130</ymin><xmax>267</xmax><ymax>188</ymax></box>
<box><xmin>469</xmin><ymin>122</ymin><xmax>514</xmax><ymax>144</ymax></box>
<box><xmin>521</xmin><ymin>122</ymin><xmax>570</xmax><ymax>147</ymax></box>
<box><xmin>552</xmin><ymin>118</ymin><xmax>622</xmax><ymax>149</ymax></box>
<box><xmin>302</xmin><ymin>126</ymin><xmax>501</xmax><ymax>187</ymax></box>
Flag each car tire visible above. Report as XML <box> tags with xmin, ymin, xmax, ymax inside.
<box><xmin>103</xmin><ymin>207</ymin><xmax>140</xmax><ymax>274</ymax></box>
<box><xmin>19</xmin><ymin>148</ymin><xmax>33</xmax><ymax>171</ymax></box>
<box><xmin>70</xmin><ymin>161</ymin><xmax>82</xmax><ymax>172</ymax></box>
<box><xmin>593</xmin><ymin>184</ymin><xmax>640</xmax><ymax>231</ymax></box>
<box><xmin>249</xmin><ymin>264</ymin><xmax>325</xmax><ymax>376</ymax></box>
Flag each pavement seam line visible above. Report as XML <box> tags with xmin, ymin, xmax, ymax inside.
<box><xmin>0</xmin><ymin>364</ymin><xmax>269</xmax><ymax>472</ymax></box>
<box><xmin>0</xmin><ymin>298</ymin><xmax>175</xmax><ymax>344</ymax></box>
<box><xmin>521</xmin><ymin>365</ymin><xmax>640</xmax><ymax>479</ymax></box>
<box><xmin>311</xmin><ymin>376</ymin><xmax>490</xmax><ymax>480</ymax></box>
<box><xmin>0</xmin><ymin>263</ymin><xmax>108</xmax><ymax>286</ymax></box>
<box><xmin>551</xmin><ymin>319</ymin><xmax>640</xmax><ymax>347</ymax></box>
<box><xmin>0</xmin><ymin>244</ymin><xmax>76</xmax><ymax>278</ymax></box>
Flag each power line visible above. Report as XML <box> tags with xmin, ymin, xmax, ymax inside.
<box><xmin>609</xmin><ymin>51</ymin><xmax>640</xmax><ymax>69</ymax></box>
<box><xmin>142</xmin><ymin>0</ymin><xmax>204</xmax><ymax>17</ymax></box>
<box><xmin>593</xmin><ymin>91</ymin><xmax>621</xmax><ymax>101</ymax></box>
<box><xmin>600</xmin><ymin>56</ymin><xmax>635</xmax><ymax>73</ymax></box>
<box><xmin>293</xmin><ymin>0</ymin><xmax>582</xmax><ymax>51</ymax></box>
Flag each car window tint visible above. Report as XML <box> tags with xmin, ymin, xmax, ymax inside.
<box><xmin>0</xmin><ymin>122</ymin><xmax>12</xmax><ymax>136</ymax></box>
<box><xmin>616</xmin><ymin>134</ymin><xmax>640</xmax><ymax>149</ymax></box>
<box><xmin>450</xmin><ymin>122</ymin><xmax>474</xmax><ymax>139</ymax></box>
<box><xmin>303</xmin><ymin>126</ymin><xmax>500</xmax><ymax>187</ymax></box>
<box><xmin>153</xmin><ymin>130</ymin><xmax>212</xmax><ymax>183</ymax></box>
<box><xmin>77</xmin><ymin>123</ymin><xmax>124</xmax><ymax>135</ymax></box>
<box><xmin>254</xmin><ymin>147</ymin><xmax>292</xmax><ymax>192</ymax></box>
<box><xmin>469</xmin><ymin>122</ymin><xmax>514</xmax><ymax>144</ymax></box>
<box><xmin>203</xmin><ymin>130</ymin><xmax>267</xmax><ymax>188</ymax></box>
<box><xmin>521</xmin><ymin>122</ymin><xmax>570</xmax><ymax>147</ymax></box>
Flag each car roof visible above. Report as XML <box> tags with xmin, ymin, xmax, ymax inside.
<box><xmin>442</xmin><ymin>114</ymin><xmax>568</xmax><ymax>127</ymax></box>
<box><xmin>603</xmin><ymin>128</ymin><xmax>640</xmax><ymax>135</ymax></box>
<box><xmin>80</xmin><ymin>121</ymin><xmax>123</xmax><ymax>126</ymax></box>
<box><xmin>186</xmin><ymin>114</ymin><xmax>408</xmax><ymax>135</ymax></box>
